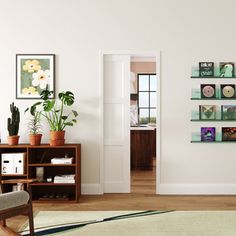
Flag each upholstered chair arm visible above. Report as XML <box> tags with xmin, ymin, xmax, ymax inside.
<box><xmin>0</xmin><ymin>191</ymin><xmax>30</xmax><ymax>211</ymax></box>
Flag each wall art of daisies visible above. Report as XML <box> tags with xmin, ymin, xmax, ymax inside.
<box><xmin>16</xmin><ymin>54</ymin><xmax>55</xmax><ymax>99</ymax></box>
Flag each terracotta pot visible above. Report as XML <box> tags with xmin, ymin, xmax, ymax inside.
<box><xmin>7</xmin><ymin>135</ymin><xmax>20</xmax><ymax>145</ymax></box>
<box><xmin>49</xmin><ymin>139</ymin><xmax>65</xmax><ymax>146</ymax></box>
<box><xmin>29</xmin><ymin>134</ymin><xmax>42</xmax><ymax>146</ymax></box>
<box><xmin>50</xmin><ymin>131</ymin><xmax>65</xmax><ymax>140</ymax></box>
<box><xmin>49</xmin><ymin>130</ymin><xmax>65</xmax><ymax>146</ymax></box>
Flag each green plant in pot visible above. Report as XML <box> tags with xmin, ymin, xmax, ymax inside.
<box><xmin>25</xmin><ymin>105</ymin><xmax>43</xmax><ymax>146</ymax></box>
<box><xmin>7</xmin><ymin>102</ymin><xmax>20</xmax><ymax>145</ymax></box>
<box><xmin>30</xmin><ymin>87</ymin><xmax>78</xmax><ymax>146</ymax></box>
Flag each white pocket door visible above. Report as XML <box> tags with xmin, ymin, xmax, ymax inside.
<box><xmin>103</xmin><ymin>55</ymin><xmax>130</xmax><ymax>193</ymax></box>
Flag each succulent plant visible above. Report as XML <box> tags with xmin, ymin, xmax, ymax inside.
<box><xmin>7</xmin><ymin>102</ymin><xmax>20</xmax><ymax>136</ymax></box>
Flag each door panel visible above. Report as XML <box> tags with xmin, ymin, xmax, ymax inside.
<box><xmin>103</xmin><ymin>55</ymin><xmax>130</xmax><ymax>193</ymax></box>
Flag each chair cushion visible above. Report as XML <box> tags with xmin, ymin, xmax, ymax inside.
<box><xmin>0</xmin><ymin>191</ymin><xmax>30</xmax><ymax>211</ymax></box>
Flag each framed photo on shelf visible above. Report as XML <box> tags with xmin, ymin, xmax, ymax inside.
<box><xmin>220</xmin><ymin>84</ymin><xmax>235</xmax><ymax>98</ymax></box>
<box><xmin>199</xmin><ymin>62</ymin><xmax>214</xmax><ymax>77</ymax></box>
<box><xmin>201</xmin><ymin>127</ymin><xmax>216</xmax><ymax>142</ymax></box>
<box><xmin>200</xmin><ymin>84</ymin><xmax>216</xmax><ymax>98</ymax></box>
<box><xmin>222</xmin><ymin>127</ymin><xmax>236</xmax><ymax>141</ymax></box>
<box><xmin>16</xmin><ymin>54</ymin><xmax>55</xmax><ymax>99</ymax></box>
<box><xmin>199</xmin><ymin>105</ymin><xmax>216</xmax><ymax>120</ymax></box>
<box><xmin>219</xmin><ymin>62</ymin><xmax>234</xmax><ymax>77</ymax></box>
<box><xmin>221</xmin><ymin>105</ymin><xmax>236</xmax><ymax>120</ymax></box>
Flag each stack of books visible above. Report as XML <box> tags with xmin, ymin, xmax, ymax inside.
<box><xmin>54</xmin><ymin>174</ymin><xmax>75</xmax><ymax>184</ymax></box>
<box><xmin>51</xmin><ymin>157</ymin><xmax>73</xmax><ymax>164</ymax></box>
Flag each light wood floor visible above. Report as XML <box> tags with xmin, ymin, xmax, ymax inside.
<box><xmin>4</xmin><ymin>161</ymin><xmax>236</xmax><ymax>234</ymax></box>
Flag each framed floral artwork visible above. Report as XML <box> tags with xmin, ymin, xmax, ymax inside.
<box><xmin>16</xmin><ymin>54</ymin><xmax>55</xmax><ymax>99</ymax></box>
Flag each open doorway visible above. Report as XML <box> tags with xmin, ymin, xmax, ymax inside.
<box><xmin>100</xmin><ymin>51</ymin><xmax>160</xmax><ymax>194</ymax></box>
<box><xmin>130</xmin><ymin>57</ymin><xmax>157</xmax><ymax>194</ymax></box>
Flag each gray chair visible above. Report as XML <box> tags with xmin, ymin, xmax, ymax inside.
<box><xmin>0</xmin><ymin>181</ymin><xmax>34</xmax><ymax>236</ymax></box>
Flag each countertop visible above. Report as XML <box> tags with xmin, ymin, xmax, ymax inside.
<box><xmin>130</xmin><ymin>125</ymin><xmax>156</xmax><ymax>130</ymax></box>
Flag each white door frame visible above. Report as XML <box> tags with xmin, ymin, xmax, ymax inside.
<box><xmin>99</xmin><ymin>50</ymin><xmax>161</xmax><ymax>194</ymax></box>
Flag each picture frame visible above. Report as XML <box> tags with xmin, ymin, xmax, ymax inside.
<box><xmin>16</xmin><ymin>54</ymin><xmax>55</xmax><ymax>99</ymax></box>
<box><xmin>200</xmin><ymin>84</ymin><xmax>216</xmax><ymax>98</ymax></box>
<box><xmin>201</xmin><ymin>127</ymin><xmax>215</xmax><ymax>142</ymax></box>
<box><xmin>221</xmin><ymin>105</ymin><xmax>236</xmax><ymax>120</ymax></box>
<box><xmin>219</xmin><ymin>62</ymin><xmax>234</xmax><ymax>77</ymax></box>
<box><xmin>222</xmin><ymin>127</ymin><xmax>236</xmax><ymax>141</ymax></box>
<box><xmin>220</xmin><ymin>84</ymin><xmax>235</xmax><ymax>98</ymax></box>
<box><xmin>199</xmin><ymin>105</ymin><xmax>216</xmax><ymax>120</ymax></box>
<box><xmin>199</xmin><ymin>62</ymin><xmax>214</xmax><ymax>77</ymax></box>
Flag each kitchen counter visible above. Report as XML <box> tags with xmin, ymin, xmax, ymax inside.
<box><xmin>130</xmin><ymin>125</ymin><xmax>156</xmax><ymax>130</ymax></box>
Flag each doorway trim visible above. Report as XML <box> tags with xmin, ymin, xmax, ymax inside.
<box><xmin>99</xmin><ymin>50</ymin><xmax>161</xmax><ymax>194</ymax></box>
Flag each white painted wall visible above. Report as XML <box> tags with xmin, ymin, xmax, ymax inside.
<box><xmin>1</xmin><ymin>0</ymin><xmax>236</xmax><ymax>194</ymax></box>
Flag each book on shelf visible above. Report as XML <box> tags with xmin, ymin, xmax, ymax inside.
<box><xmin>51</xmin><ymin>157</ymin><xmax>73</xmax><ymax>164</ymax></box>
<box><xmin>54</xmin><ymin>174</ymin><xmax>75</xmax><ymax>183</ymax></box>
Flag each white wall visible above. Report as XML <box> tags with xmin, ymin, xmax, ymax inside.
<box><xmin>1</xmin><ymin>0</ymin><xmax>236</xmax><ymax>194</ymax></box>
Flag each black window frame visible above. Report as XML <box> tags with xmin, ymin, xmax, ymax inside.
<box><xmin>137</xmin><ymin>73</ymin><xmax>157</xmax><ymax>124</ymax></box>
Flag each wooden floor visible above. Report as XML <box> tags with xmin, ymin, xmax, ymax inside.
<box><xmin>4</xmin><ymin>160</ymin><xmax>236</xmax><ymax>234</ymax></box>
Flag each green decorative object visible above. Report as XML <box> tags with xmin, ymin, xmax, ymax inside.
<box><xmin>7</xmin><ymin>102</ymin><xmax>20</xmax><ymax>136</ymax></box>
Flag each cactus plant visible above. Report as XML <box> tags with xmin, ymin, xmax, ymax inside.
<box><xmin>7</xmin><ymin>102</ymin><xmax>20</xmax><ymax>136</ymax></box>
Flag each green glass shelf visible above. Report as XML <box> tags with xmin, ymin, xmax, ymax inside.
<box><xmin>191</xmin><ymin>119</ymin><xmax>236</xmax><ymax>122</ymax></box>
<box><xmin>191</xmin><ymin>76</ymin><xmax>236</xmax><ymax>79</ymax></box>
<box><xmin>191</xmin><ymin>98</ymin><xmax>236</xmax><ymax>100</ymax></box>
<box><xmin>191</xmin><ymin>141</ymin><xmax>236</xmax><ymax>143</ymax></box>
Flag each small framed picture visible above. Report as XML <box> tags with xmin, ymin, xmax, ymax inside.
<box><xmin>222</xmin><ymin>127</ymin><xmax>236</xmax><ymax>141</ymax></box>
<box><xmin>221</xmin><ymin>105</ymin><xmax>236</xmax><ymax>120</ymax></box>
<box><xmin>200</xmin><ymin>84</ymin><xmax>216</xmax><ymax>98</ymax></box>
<box><xmin>16</xmin><ymin>54</ymin><xmax>55</xmax><ymax>99</ymax></box>
<box><xmin>199</xmin><ymin>105</ymin><xmax>216</xmax><ymax>120</ymax></box>
<box><xmin>201</xmin><ymin>127</ymin><xmax>215</xmax><ymax>142</ymax></box>
<box><xmin>220</xmin><ymin>84</ymin><xmax>235</xmax><ymax>98</ymax></box>
<box><xmin>219</xmin><ymin>62</ymin><xmax>234</xmax><ymax>77</ymax></box>
<box><xmin>199</xmin><ymin>62</ymin><xmax>214</xmax><ymax>77</ymax></box>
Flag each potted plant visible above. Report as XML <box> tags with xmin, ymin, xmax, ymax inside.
<box><xmin>7</xmin><ymin>102</ymin><xmax>20</xmax><ymax>145</ymax></box>
<box><xmin>30</xmin><ymin>87</ymin><xmax>78</xmax><ymax>146</ymax></box>
<box><xmin>25</xmin><ymin>105</ymin><xmax>43</xmax><ymax>146</ymax></box>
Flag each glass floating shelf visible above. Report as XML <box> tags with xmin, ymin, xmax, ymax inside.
<box><xmin>191</xmin><ymin>119</ymin><xmax>236</xmax><ymax>122</ymax></box>
<box><xmin>191</xmin><ymin>141</ymin><xmax>236</xmax><ymax>143</ymax></box>
<box><xmin>191</xmin><ymin>76</ymin><xmax>236</xmax><ymax>79</ymax></box>
<box><xmin>191</xmin><ymin>98</ymin><xmax>236</xmax><ymax>100</ymax></box>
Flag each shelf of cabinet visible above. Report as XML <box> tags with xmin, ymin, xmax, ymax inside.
<box><xmin>1</xmin><ymin>174</ymin><xmax>28</xmax><ymax>177</ymax></box>
<box><xmin>28</xmin><ymin>163</ymin><xmax>76</xmax><ymax>167</ymax></box>
<box><xmin>30</xmin><ymin>182</ymin><xmax>76</xmax><ymax>186</ymax></box>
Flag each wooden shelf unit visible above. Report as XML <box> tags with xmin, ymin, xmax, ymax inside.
<box><xmin>0</xmin><ymin>144</ymin><xmax>81</xmax><ymax>203</ymax></box>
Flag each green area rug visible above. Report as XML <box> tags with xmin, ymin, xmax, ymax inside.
<box><xmin>21</xmin><ymin>210</ymin><xmax>236</xmax><ymax>236</ymax></box>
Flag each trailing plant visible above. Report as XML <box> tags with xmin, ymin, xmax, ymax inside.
<box><xmin>29</xmin><ymin>87</ymin><xmax>78</xmax><ymax>131</ymax></box>
<box><xmin>7</xmin><ymin>102</ymin><xmax>20</xmax><ymax>136</ymax></box>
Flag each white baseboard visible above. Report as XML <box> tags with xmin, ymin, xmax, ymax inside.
<box><xmin>81</xmin><ymin>184</ymin><xmax>103</xmax><ymax>195</ymax></box>
<box><xmin>158</xmin><ymin>184</ymin><xmax>236</xmax><ymax>195</ymax></box>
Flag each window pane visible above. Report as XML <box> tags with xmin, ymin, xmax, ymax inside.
<box><xmin>139</xmin><ymin>92</ymin><xmax>149</xmax><ymax>107</ymax></box>
<box><xmin>150</xmin><ymin>109</ymin><xmax>156</xmax><ymax>123</ymax></box>
<box><xmin>138</xmin><ymin>75</ymin><xmax>149</xmax><ymax>91</ymax></box>
<box><xmin>139</xmin><ymin>109</ymin><xmax>149</xmax><ymax>124</ymax></box>
<box><xmin>150</xmin><ymin>75</ymin><xmax>157</xmax><ymax>91</ymax></box>
<box><xmin>150</xmin><ymin>92</ymin><xmax>156</xmax><ymax>107</ymax></box>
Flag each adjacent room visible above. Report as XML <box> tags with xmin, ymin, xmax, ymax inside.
<box><xmin>1</xmin><ymin>0</ymin><xmax>236</xmax><ymax>235</ymax></box>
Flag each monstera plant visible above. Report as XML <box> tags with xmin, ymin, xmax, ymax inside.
<box><xmin>29</xmin><ymin>87</ymin><xmax>78</xmax><ymax>146</ymax></box>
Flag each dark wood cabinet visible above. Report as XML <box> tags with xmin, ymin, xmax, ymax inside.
<box><xmin>131</xmin><ymin>129</ymin><xmax>155</xmax><ymax>170</ymax></box>
<box><xmin>0</xmin><ymin>144</ymin><xmax>81</xmax><ymax>203</ymax></box>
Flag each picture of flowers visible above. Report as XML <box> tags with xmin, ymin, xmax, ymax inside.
<box><xmin>16</xmin><ymin>54</ymin><xmax>55</xmax><ymax>99</ymax></box>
